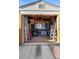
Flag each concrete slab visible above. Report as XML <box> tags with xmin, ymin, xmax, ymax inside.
<box><xmin>19</xmin><ymin>46</ymin><xmax>32</xmax><ymax>59</ymax></box>
<box><xmin>41</xmin><ymin>45</ymin><xmax>54</xmax><ymax>59</ymax></box>
<box><xmin>19</xmin><ymin>45</ymin><xmax>55</xmax><ymax>59</ymax></box>
<box><xmin>53</xmin><ymin>45</ymin><xmax>60</xmax><ymax>59</ymax></box>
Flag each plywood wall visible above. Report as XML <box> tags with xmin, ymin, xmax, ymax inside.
<box><xmin>19</xmin><ymin>15</ymin><xmax>24</xmax><ymax>45</ymax></box>
<box><xmin>56</xmin><ymin>14</ymin><xmax>60</xmax><ymax>44</ymax></box>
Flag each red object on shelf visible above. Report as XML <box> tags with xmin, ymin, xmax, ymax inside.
<box><xmin>49</xmin><ymin>16</ymin><xmax>52</xmax><ymax>21</ymax></box>
<box><xmin>49</xmin><ymin>16</ymin><xmax>52</xmax><ymax>19</ymax></box>
<box><xmin>29</xmin><ymin>30</ymin><xmax>32</xmax><ymax>40</ymax></box>
<box><xmin>33</xmin><ymin>17</ymin><xmax>37</xmax><ymax>21</ymax></box>
<box><xmin>40</xmin><ymin>16</ymin><xmax>43</xmax><ymax>21</ymax></box>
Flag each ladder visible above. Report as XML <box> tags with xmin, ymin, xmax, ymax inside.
<box><xmin>50</xmin><ymin>22</ymin><xmax>56</xmax><ymax>41</ymax></box>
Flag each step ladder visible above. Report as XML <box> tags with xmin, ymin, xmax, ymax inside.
<box><xmin>50</xmin><ymin>23</ymin><xmax>56</xmax><ymax>41</ymax></box>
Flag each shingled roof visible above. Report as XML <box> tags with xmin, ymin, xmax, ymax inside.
<box><xmin>19</xmin><ymin>0</ymin><xmax>59</xmax><ymax>8</ymax></box>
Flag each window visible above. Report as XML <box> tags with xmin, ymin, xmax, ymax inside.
<box><xmin>35</xmin><ymin>23</ymin><xmax>46</xmax><ymax>29</ymax></box>
<box><xmin>38</xmin><ymin>4</ymin><xmax>44</xmax><ymax>9</ymax></box>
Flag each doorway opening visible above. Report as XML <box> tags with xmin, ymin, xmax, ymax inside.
<box><xmin>23</xmin><ymin>15</ymin><xmax>57</xmax><ymax>43</ymax></box>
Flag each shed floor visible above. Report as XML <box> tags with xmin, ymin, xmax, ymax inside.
<box><xmin>27</xmin><ymin>36</ymin><xmax>53</xmax><ymax>43</ymax></box>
